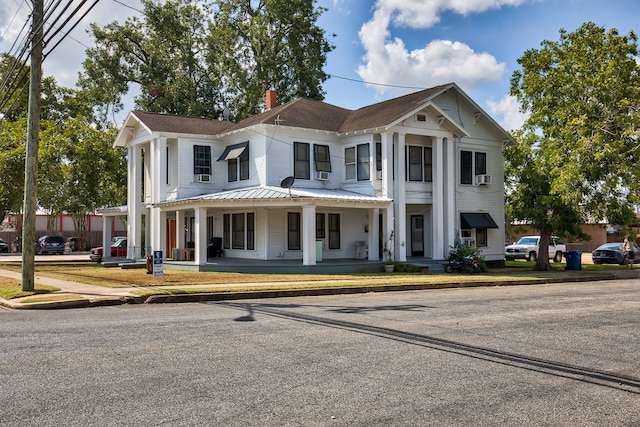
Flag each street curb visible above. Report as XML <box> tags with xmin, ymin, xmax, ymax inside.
<box><xmin>0</xmin><ymin>295</ymin><xmax>141</xmax><ymax>310</ymax></box>
<box><xmin>142</xmin><ymin>274</ymin><xmax>617</xmax><ymax>304</ymax></box>
<box><xmin>0</xmin><ymin>273</ymin><xmax>621</xmax><ymax>310</ymax></box>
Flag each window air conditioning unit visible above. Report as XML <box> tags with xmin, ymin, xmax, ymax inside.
<box><xmin>475</xmin><ymin>174</ymin><xmax>491</xmax><ymax>185</ymax></box>
<box><xmin>376</xmin><ymin>170</ymin><xmax>383</xmax><ymax>180</ymax></box>
<box><xmin>315</xmin><ymin>171</ymin><xmax>330</xmax><ymax>181</ymax></box>
<box><xmin>462</xmin><ymin>238</ymin><xmax>476</xmax><ymax>248</ymax></box>
<box><xmin>196</xmin><ymin>174</ymin><xmax>211</xmax><ymax>183</ymax></box>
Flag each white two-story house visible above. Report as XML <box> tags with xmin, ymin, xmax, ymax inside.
<box><xmin>105</xmin><ymin>82</ymin><xmax>512</xmax><ymax>271</ymax></box>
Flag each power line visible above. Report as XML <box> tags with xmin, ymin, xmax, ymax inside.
<box><xmin>328</xmin><ymin>74</ymin><xmax>428</xmax><ymax>91</ymax></box>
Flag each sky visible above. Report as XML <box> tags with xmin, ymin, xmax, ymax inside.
<box><xmin>1</xmin><ymin>0</ymin><xmax>640</xmax><ymax>131</ymax></box>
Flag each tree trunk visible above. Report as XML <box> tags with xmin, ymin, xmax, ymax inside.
<box><xmin>533</xmin><ymin>228</ymin><xmax>552</xmax><ymax>271</ymax></box>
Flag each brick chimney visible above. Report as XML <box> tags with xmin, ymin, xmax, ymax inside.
<box><xmin>266</xmin><ymin>89</ymin><xmax>277</xmax><ymax>111</ymax></box>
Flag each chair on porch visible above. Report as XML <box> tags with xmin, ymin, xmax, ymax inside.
<box><xmin>355</xmin><ymin>241</ymin><xmax>368</xmax><ymax>259</ymax></box>
<box><xmin>207</xmin><ymin>237</ymin><xmax>224</xmax><ymax>258</ymax></box>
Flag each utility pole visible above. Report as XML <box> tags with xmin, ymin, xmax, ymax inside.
<box><xmin>22</xmin><ymin>0</ymin><xmax>44</xmax><ymax>291</ymax></box>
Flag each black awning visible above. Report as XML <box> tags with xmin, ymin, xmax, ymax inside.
<box><xmin>460</xmin><ymin>212</ymin><xmax>499</xmax><ymax>229</ymax></box>
<box><xmin>217</xmin><ymin>141</ymin><xmax>248</xmax><ymax>161</ymax></box>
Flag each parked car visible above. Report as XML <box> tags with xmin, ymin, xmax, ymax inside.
<box><xmin>505</xmin><ymin>236</ymin><xmax>565</xmax><ymax>262</ymax></box>
<box><xmin>36</xmin><ymin>235</ymin><xmax>66</xmax><ymax>255</ymax></box>
<box><xmin>90</xmin><ymin>237</ymin><xmax>127</xmax><ymax>263</ymax></box>
<box><xmin>0</xmin><ymin>238</ymin><xmax>8</xmax><ymax>253</ymax></box>
<box><xmin>592</xmin><ymin>242</ymin><xmax>640</xmax><ymax>265</ymax></box>
<box><xmin>65</xmin><ymin>237</ymin><xmax>89</xmax><ymax>252</ymax></box>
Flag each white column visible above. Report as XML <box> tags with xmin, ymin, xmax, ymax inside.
<box><xmin>102</xmin><ymin>214</ymin><xmax>112</xmax><ymax>254</ymax></box>
<box><xmin>432</xmin><ymin>137</ymin><xmax>445</xmax><ymax>259</ymax></box>
<box><xmin>395</xmin><ymin>133</ymin><xmax>407</xmax><ymax>262</ymax></box>
<box><xmin>194</xmin><ymin>206</ymin><xmax>207</xmax><ymax>265</ymax></box>
<box><xmin>380</xmin><ymin>132</ymin><xmax>392</xmax><ymax>198</ymax></box>
<box><xmin>127</xmin><ymin>144</ymin><xmax>143</xmax><ymax>260</ymax></box>
<box><xmin>176</xmin><ymin>210</ymin><xmax>184</xmax><ymax>250</ymax></box>
<box><xmin>368</xmin><ymin>208</ymin><xmax>380</xmax><ymax>260</ymax></box>
<box><xmin>149</xmin><ymin>137</ymin><xmax>167</xmax><ymax>253</ymax></box>
<box><xmin>159</xmin><ymin>210</ymin><xmax>167</xmax><ymax>259</ymax></box>
<box><xmin>444</xmin><ymin>138</ymin><xmax>456</xmax><ymax>252</ymax></box>
<box><xmin>302</xmin><ymin>205</ymin><xmax>316</xmax><ymax>266</ymax></box>
<box><xmin>385</xmin><ymin>205</ymin><xmax>395</xmax><ymax>262</ymax></box>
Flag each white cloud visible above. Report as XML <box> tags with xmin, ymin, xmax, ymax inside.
<box><xmin>486</xmin><ymin>94</ymin><xmax>528</xmax><ymax>131</ymax></box>
<box><xmin>356</xmin><ymin>0</ymin><xmax>529</xmax><ymax>96</ymax></box>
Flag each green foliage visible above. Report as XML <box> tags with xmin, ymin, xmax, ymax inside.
<box><xmin>78</xmin><ymin>0</ymin><xmax>334</xmax><ymax>122</ymax></box>
<box><xmin>392</xmin><ymin>262</ymin><xmax>421</xmax><ymax>273</ymax></box>
<box><xmin>0</xmin><ymin>118</ymin><xmax>26</xmax><ymax>223</ymax></box>
<box><xmin>508</xmin><ymin>22</ymin><xmax>640</xmax><ymax>270</ymax></box>
<box><xmin>450</xmin><ymin>241</ymin><xmax>487</xmax><ymax>272</ymax></box>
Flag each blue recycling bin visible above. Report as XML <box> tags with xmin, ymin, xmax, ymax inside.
<box><xmin>564</xmin><ymin>250</ymin><xmax>582</xmax><ymax>270</ymax></box>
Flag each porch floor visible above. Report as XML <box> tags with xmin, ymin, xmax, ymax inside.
<box><xmin>116</xmin><ymin>256</ymin><xmax>447</xmax><ymax>274</ymax></box>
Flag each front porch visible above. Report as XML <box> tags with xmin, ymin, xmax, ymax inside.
<box><xmin>110</xmin><ymin>255</ymin><xmax>447</xmax><ymax>274</ymax></box>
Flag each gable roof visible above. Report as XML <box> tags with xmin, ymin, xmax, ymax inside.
<box><xmin>130</xmin><ymin>111</ymin><xmax>235</xmax><ymax>135</ymax></box>
<box><xmin>118</xmin><ymin>82</ymin><xmax>511</xmax><ymax>143</ymax></box>
<box><xmin>339</xmin><ymin>83</ymin><xmax>451</xmax><ymax>133</ymax></box>
<box><xmin>227</xmin><ymin>98</ymin><xmax>352</xmax><ymax>133</ymax></box>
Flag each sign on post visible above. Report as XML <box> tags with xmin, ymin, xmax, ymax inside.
<box><xmin>153</xmin><ymin>251</ymin><xmax>163</xmax><ymax>277</ymax></box>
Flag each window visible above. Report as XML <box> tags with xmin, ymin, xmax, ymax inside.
<box><xmin>424</xmin><ymin>147</ymin><xmax>432</xmax><ymax>182</ymax></box>
<box><xmin>316</xmin><ymin>213</ymin><xmax>325</xmax><ymax>239</ymax></box>
<box><xmin>222</xmin><ymin>212</ymin><xmax>255</xmax><ymax>250</ymax></box>
<box><xmin>232</xmin><ymin>213</ymin><xmax>245</xmax><ymax>249</ymax></box>
<box><xmin>294</xmin><ymin>142</ymin><xmax>310</xmax><ymax>179</ymax></box>
<box><xmin>407</xmin><ymin>146</ymin><xmax>423</xmax><ymax>181</ymax></box>
<box><xmin>228</xmin><ymin>155</ymin><xmax>249</xmax><ymax>182</ymax></box>
<box><xmin>460</xmin><ymin>150</ymin><xmax>473</xmax><ymax>184</ymax></box>
<box><xmin>346</xmin><ymin>144</ymin><xmax>370</xmax><ymax>181</ymax></box>
<box><xmin>328</xmin><ymin>214</ymin><xmax>340</xmax><ymax>249</ymax></box>
<box><xmin>405</xmin><ymin>146</ymin><xmax>432</xmax><ymax>182</ymax></box>
<box><xmin>345</xmin><ymin>147</ymin><xmax>356</xmax><ymax>180</ymax></box>
<box><xmin>223</xmin><ymin>214</ymin><xmax>230</xmax><ymax>249</ymax></box>
<box><xmin>475</xmin><ymin>152</ymin><xmax>487</xmax><ymax>175</ymax></box>
<box><xmin>288</xmin><ymin>212</ymin><xmax>300</xmax><ymax>250</ymax></box>
<box><xmin>247</xmin><ymin>213</ymin><xmax>255</xmax><ymax>250</ymax></box>
<box><xmin>218</xmin><ymin>142</ymin><xmax>249</xmax><ymax>182</ymax></box>
<box><xmin>376</xmin><ymin>142</ymin><xmax>382</xmax><ymax>175</ymax></box>
<box><xmin>313</xmin><ymin>144</ymin><xmax>331</xmax><ymax>172</ymax></box>
<box><xmin>194</xmin><ymin>145</ymin><xmax>211</xmax><ymax>175</ymax></box>
<box><xmin>166</xmin><ymin>146</ymin><xmax>170</xmax><ymax>185</ymax></box>
<box><xmin>357</xmin><ymin>144</ymin><xmax>370</xmax><ymax>181</ymax></box>
<box><xmin>476</xmin><ymin>228</ymin><xmax>488</xmax><ymax>247</ymax></box>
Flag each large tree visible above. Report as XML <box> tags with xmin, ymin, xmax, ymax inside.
<box><xmin>207</xmin><ymin>0</ymin><xmax>333</xmax><ymax>117</ymax></box>
<box><xmin>78</xmin><ymin>0</ymin><xmax>333</xmax><ymax>122</ymax></box>
<box><xmin>508</xmin><ymin>22</ymin><xmax>640</xmax><ymax>270</ymax></box>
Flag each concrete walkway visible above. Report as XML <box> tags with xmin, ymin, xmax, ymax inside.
<box><xmin>1</xmin><ymin>265</ymin><xmax>638</xmax><ymax>310</ymax></box>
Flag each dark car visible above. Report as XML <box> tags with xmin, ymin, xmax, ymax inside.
<box><xmin>0</xmin><ymin>238</ymin><xmax>8</xmax><ymax>253</ymax></box>
<box><xmin>592</xmin><ymin>242</ymin><xmax>640</xmax><ymax>265</ymax></box>
<box><xmin>36</xmin><ymin>235</ymin><xmax>66</xmax><ymax>255</ymax></box>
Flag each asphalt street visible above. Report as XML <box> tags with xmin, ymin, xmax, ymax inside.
<box><xmin>1</xmin><ymin>278</ymin><xmax>638</xmax><ymax>426</ymax></box>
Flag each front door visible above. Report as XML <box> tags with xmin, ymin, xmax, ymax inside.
<box><xmin>411</xmin><ymin>215</ymin><xmax>424</xmax><ymax>256</ymax></box>
<box><xmin>166</xmin><ymin>219</ymin><xmax>176</xmax><ymax>257</ymax></box>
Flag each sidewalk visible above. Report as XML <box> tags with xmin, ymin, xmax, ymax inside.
<box><xmin>2</xmin><ymin>267</ymin><xmax>638</xmax><ymax>310</ymax></box>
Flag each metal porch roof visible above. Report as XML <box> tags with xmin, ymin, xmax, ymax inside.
<box><xmin>156</xmin><ymin>186</ymin><xmax>392</xmax><ymax>207</ymax></box>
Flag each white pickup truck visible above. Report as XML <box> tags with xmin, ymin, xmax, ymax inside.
<box><xmin>505</xmin><ymin>236</ymin><xmax>566</xmax><ymax>262</ymax></box>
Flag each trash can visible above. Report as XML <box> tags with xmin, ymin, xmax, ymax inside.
<box><xmin>564</xmin><ymin>250</ymin><xmax>582</xmax><ymax>271</ymax></box>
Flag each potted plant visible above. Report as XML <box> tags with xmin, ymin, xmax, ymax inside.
<box><xmin>382</xmin><ymin>231</ymin><xmax>395</xmax><ymax>272</ymax></box>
